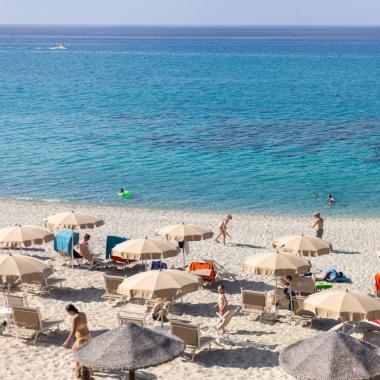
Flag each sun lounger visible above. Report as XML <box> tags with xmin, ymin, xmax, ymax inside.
<box><xmin>117</xmin><ymin>311</ymin><xmax>147</xmax><ymax>327</ymax></box>
<box><xmin>9</xmin><ymin>306</ymin><xmax>63</xmax><ymax>343</ymax></box>
<box><xmin>4</xmin><ymin>293</ymin><xmax>28</xmax><ymax>308</ymax></box>
<box><xmin>202</xmin><ymin>306</ymin><xmax>240</xmax><ymax>342</ymax></box>
<box><xmin>79</xmin><ymin>244</ymin><xmax>106</xmax><ymax>269</ymax></box>
<box><xmin>290</xmin><ymin>296</ymin><xmax>315</xmax><ymax>327</ymax></box>
<box><xmin>21</xmin><ymin>276</ymin><xmax>65</xmax><ymax>295</ymax></box>
<box><xmin>170</xmin><ymin>319</ymin><xmax>215</xmax><ymax>361</ymax></box>
<box><xmin>102</xmin><ymin>274</ymin><xmax>127</xmax><ymax>304</ymax></box>
<box><xmin>241</xmin><ymin>289</ymin><xmax>269</xmax><ymax>323</ymax></box>
<box><xmin>201</xmin><ymin>258</ymin><xmax>237</xmax><ymax>280</ymax></box>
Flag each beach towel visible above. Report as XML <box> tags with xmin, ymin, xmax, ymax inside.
<box><xmin>54</xmin><ymin>230</ymin><xmax>79</xmax><ymax>256</ymax></box>
<box><xmin>188</xmin><ymin>261</ymin><xmax>217</xmax><ymax>282</ymax></box>
<box><xmin>106</xmin><ymin>235</ymin><xmax>127</xmax><ymax>260</ymax></box>
<box><xmin>151</xmin><ymin>261</ymin><xmax>168</xmax><ymax>270</ymax></box>
<box><xmin>324</xmin><ymin>268</ymin><xmax>350</xmax><ymax>283</ymax></box>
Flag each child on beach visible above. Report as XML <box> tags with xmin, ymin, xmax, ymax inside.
<box><xmin>215</xmin><ymin>214</ymin><xmax>232</xmax><ymax>245</ymax></box>
<box><xmin>311</xmin><ymin>213</ymin><xmax>324</xmax><ymax>238</ymax></box>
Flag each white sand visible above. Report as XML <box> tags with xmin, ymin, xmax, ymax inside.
<box><xmin>0</xmin><ymin>198</ymin><xmax>379</xmax><ymax>380</ymax></box>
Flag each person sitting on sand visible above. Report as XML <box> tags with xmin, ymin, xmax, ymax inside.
<box><xmin>63</xmin><ymin>304</ymin><xmax>91</xmax><ymax>368</ymax></box>
<box><xmin>215</xmin><ymin>214</ymin><xmax>232</xmax><ymax>245</ymax></box>
<box><xmin>311</xmin><ymin>213</ymin><xmax>324</xmax><ymax>239</ymax></box>
<box><xmin>75</xmin><ymin>366</ymin><xmax>94</xmax><ymax>380</ymax></box>
<box><xmin>327</xmin><ymin>193</ymin><xmax>335</xmax><ymax>204</ymax></box>
<box><xmin>151</xmin><ymin>299</ymin><xmax>168</xmax><ymax>322</ymax></box>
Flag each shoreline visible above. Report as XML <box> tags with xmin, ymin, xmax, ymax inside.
<box><xmin>1</xmin><ymin>196</ymin><xmax>380</xmax><ymax>222</ymax></box>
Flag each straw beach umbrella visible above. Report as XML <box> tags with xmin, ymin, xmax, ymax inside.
<box><xmin>280</xmin><ymin>331</ymin><xmax>380</xmax><ymax>380</ymax></box>
<box><xmin>155</xmin><ymin>223</ymin><xmax>213</xmax><ymax>268</ymax></box>
<box><xmin>112</xmin><ymin>238</ymin><xmax>179</xmax><ymax>261</ymax></box>
<box><xmin>273</xmin><ymin>234</ymin><xmax>330</xmax><ymax>257</ymax></box>
<box><xmin>0</xmin><ymin>254</ymin><xmax>53</xmax><ymax>285</ymax></box>
<box><xmin>0</xmin><ymin>225</ymin><xmax>54</xmax><ymax>249</ymax></box>
<box><xmin>75</xmin><ymin>323</ymin><xmax>185</xmax><ymax>380</ymax></box>
<box><xmin>244</xmin><ymin>252</ymin><xmax>311</xmax><ymax>311</ymax></box>
<box><xmin>304</xmin><ymin>289</ymin><xmax>380</xmax><ymax>321</ymax></box>
<box><xmin>45</xmin><ymin>211</ymin><xmax>104</xmax><ymax>267</ymax></box>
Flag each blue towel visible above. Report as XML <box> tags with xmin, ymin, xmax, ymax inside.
<box><xmin>54</xmin><ymin>230</ymin><xmax>79</xmax><ymax>256</ymax></box>
<box><xmin>106</xmin><ymin>235</ymin><xmax>128</xmax><ymax>259</ymax></box>
<box><xmin>151</xmin><ymin>261</ymin><xmax>168</xmax><ymax>270</ymax></box>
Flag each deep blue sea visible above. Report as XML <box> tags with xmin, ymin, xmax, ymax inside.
<box><xmin>0</xmin><ymin>26</ymin><xmax>380</xmax><ymax>216</ymax></box>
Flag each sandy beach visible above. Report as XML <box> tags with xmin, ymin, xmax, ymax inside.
<box><xmin>0</xmin><ymin>198</ymin><xmax>379</xmax><ymax>380</ymax></box>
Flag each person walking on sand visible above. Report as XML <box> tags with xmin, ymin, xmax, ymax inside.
<box><xmin>311</xmin><ymin>213</ymin><xmax>324</xmax><ymax>239</ymax></box>
<box><xmin>215</xmin><ymin>214</ymin><xmax>232</xmax><ymax>245</ymax></box>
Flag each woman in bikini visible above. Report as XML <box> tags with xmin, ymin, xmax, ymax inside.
<box><xmin>63</xmin><ymin>304</ymin><xmax>91</xmax><ymax>368</ymax></box>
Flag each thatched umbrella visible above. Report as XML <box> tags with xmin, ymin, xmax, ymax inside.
<box><xmin>0</xmin><ymin>225</ymin><xmax>54</xmax><ymax>249</ymax></box>
<box><xmin>44</xmin><ymin>211</ymin><xmax>104</xmax><ymax>267</ymax></box>
<box><xmin>75</xmin><ymin>323</ymin><xmax>185</xmax><ymax>380</ymax></box>
<box><xmin>155</xmin><ymin>223</ymin><xmax>213</xmax><ymax>268</ymax></box>
<box><xmin>280</xmin><ymin>331</ymin><xmax>380</xmax><ymax>380</ymax></box>
<box><xmin>273</xmin><ymin>234</ymin><xmax>330</xmax><ymax>257</ymax></box>
<box><xmin>112</xmin><ymin>238</ymin><xmax>179</xmax><ymax>261</ymax></box>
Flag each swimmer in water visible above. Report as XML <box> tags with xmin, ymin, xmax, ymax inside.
<box><xmin>327</xmin><ymin>193</ymin><xmax>335</xmax><ymax>204</ymax></box>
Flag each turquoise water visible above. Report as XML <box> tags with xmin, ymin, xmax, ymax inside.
<box><xmin>0</xmin><ymin>26</ymin><xmax>380</xmax><ymax>216</ymax></box>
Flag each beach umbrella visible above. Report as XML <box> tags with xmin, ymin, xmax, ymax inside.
<box><xmin>244</xmin><ymin>252</ymin><xmax>311</xmax><ymax>311</ymax></box>
<box><xmin>0</xmin><ymin>254</ymin><xmax>53</xmax><ymax>285</ymax></box>
<box><xmin>118</xmin><ymin>269</ymin><xmax>201</xmax><ymax>299</ymax></box>
<box><xmin>155</xmin><ymin>223</ymin><xmax>213</xmax><ymax>268</ymax></box>
<box><xmin>0</xmin><ymin>224</ymin><xmax>54</xmax><ymax>249</ymax></box>
<box><xmin>273</xmin><ymin>234</ymin><xmax>330</xmax><ymax>257</ymax></box>
<box><xmin>280</xmin><ymin>331</ymin><xmax>380</xmax><ymax>380</ymax></box>
<box><xmin>118</xmin><ymin>270</ymin><xmax>201</xmax><ymax>327</ymax></box>
<box><xmin>44</xmin><ymin>211</ymin><xmax>104</xmax><ymax>267</ymax></box>
<box><xmin>75</xmin><ymin>323</ymin><xmax>185</xmax><ymax>380</ymax></box>
<box><xmin>112</xmin><ymin>238</ymin><xmax>179</xmax><ymax>261</ymax></box>
<box><xmin>304</xmin><ymin>289</ymin><xmax>380</xmax><ymax>321</ymax></box>
<box><xmin>44</xmin><ymin>211</ymin><xmax>104</xmax><ymax>230</ymax></box>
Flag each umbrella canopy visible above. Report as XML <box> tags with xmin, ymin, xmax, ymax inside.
<box><xmin>280</xmin><ymin>331</ymin><xmax>380</xmax><ymax>380</ymax></box>
<box><xmin>244</xmin><ymin>252</ymin><xmax>311</xmax><ymax>276</ymax></box>
<box><xmin>112</xmin><ymin>238</ymin><xmax>179</xmax><ymax>261</ymax></box>
<box><xmin>155</xmin><ymin>223</ymin><xmax>213</xmax><ymax>241</ymax></box>
<box><xmin>118</xmin><ymin>269</ymin><xmax>201</xmax><ymax>299</ymax></box>
<box><xmin>75</xmin><ymin>323</ymin><xmax>185</xmax><ymax>379</ymax></box>
<box><xmin>0</xmin><ymin>254</ymin><xmax>53</xmax><ymax>284</ymax></box>
<box><xmin>304</xmin><ymin>289</ymin><xmax>380</xmax><ymax>321</ymax></box>
<box><xmin>44</xmin><ymin>211</ymin><xmax>104</xmax><ymax>230</ymax></box>
<box><xmin>273</xmin><ymin>234</ymin><xmax>330</xmax><ymax>257</ymax></box>
<box><xmin>0</xmin><ymin>225</ymin><xmax>54</xmax><ymax>248</ymax></box>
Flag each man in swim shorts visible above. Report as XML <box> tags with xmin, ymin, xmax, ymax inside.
<box><xmin>311</xmin><ymin>213</ymin><xmax>324</xmax><ymax>239</ymax></box>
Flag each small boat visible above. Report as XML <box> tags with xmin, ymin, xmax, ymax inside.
<box><xmin>49</xmin><ymin>43</ymin><xmax>69</xmax><ymax>50</ymax></box>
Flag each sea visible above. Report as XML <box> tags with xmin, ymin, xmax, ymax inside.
<box><xmin>0</xmin><ymin>25</ymin><xmax>379</xmax><ymax>216</ymax></box>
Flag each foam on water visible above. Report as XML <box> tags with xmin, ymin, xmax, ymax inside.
<box><xmin>0</xmin><ymin>26</ymin><xmax>379</xmax><ymax>216</ymax></box>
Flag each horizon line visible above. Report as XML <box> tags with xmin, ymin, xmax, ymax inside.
<box><xmin>1</xmin><ymin>23</ymin><xmax>380</xmax><ymax>28</ymax></box>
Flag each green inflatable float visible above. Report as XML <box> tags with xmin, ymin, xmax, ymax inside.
<box><xmin>117</xmin><ymin>189</ymin><xmax>132</xmax><ymax>199</ymax></box>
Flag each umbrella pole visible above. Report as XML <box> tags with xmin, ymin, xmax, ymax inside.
<box><xmin>274</xmin><ymin>276</ymin><xmax>278</xmax><ymax>316</ymax></box>
<box><xmin>71</xmin><ymin>228</ymin><xmax>74</xmax><ymax>269</ymax></box>
<box><xmin>182</xmin><ymin>248</ymin><xmax>185</xmax><ymax>270</ymax></box>
<box><xmin>128</xmin><ymin>370</ymin><xmax>135</xmax><ymax>380</ymax></box>
<box><xmin>161</xmin><ymin>301</ymin><xmax>164</xmax><ymax>328</ymax></box>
